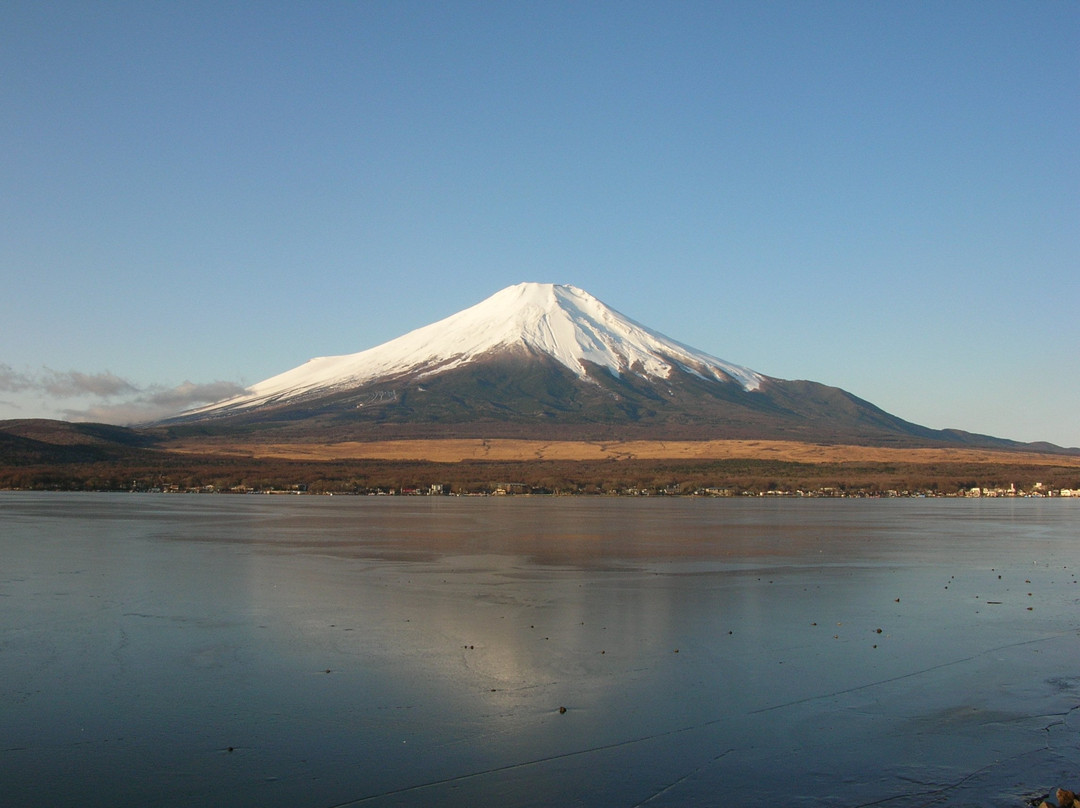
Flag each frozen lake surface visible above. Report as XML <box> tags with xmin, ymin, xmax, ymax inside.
<box><xmin>2</xmin><ymin>493</ymin><xmax>1077</xmax><ymax>807</ymax></box>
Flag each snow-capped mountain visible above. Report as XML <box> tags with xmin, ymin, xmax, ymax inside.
<box><xmin>185</xmin><ymin>283</ymin><xmax>763</xmax><ymax>416</ymax></box>
<box><xmin>164</xmin><ymin>282</ymin><xmax>972</xmax><ymax>446</ymax></box>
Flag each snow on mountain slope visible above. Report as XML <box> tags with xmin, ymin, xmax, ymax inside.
<box><xmin>184</xmin><ymin>283</ymin><xmax>764</xmax><ymax>416</ymax></box>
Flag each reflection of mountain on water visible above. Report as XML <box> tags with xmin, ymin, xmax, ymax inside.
<box><xmin>6</xmin><ymin>493</ymin><xmax>1077</xmax><ymax>807</ymax></box>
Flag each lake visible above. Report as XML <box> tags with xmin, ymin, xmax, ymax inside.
<box><xmin>1</xmin><ymin>492</ymin><xmax>1077</xmax><ymax>807</ymax></box>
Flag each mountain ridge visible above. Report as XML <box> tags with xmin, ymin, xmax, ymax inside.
<box><xmin>157</xmin><ymin>283</ymin><xmax>1068</xmax><ymax>452</ymax></box>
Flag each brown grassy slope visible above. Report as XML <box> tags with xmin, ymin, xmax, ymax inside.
<box><xmin>6</xmin><ymin>449</ymin><xmax>1080</xmax><ymax>493</ymax></box>
<box><xmin>163</xmin><ymin>437</ymin><xmax>1080</xmax><ymax>467</ymax></box>
<box><xmin>4</xmin><ymin>419</ymin><xmax>1079</xmax><ymax>492</ymax></box>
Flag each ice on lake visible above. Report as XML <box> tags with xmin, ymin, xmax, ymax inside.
<box><xmin>1</xmin><ymin>493</ymin><xmax>1077</xmax><ymax>807</ymax></box>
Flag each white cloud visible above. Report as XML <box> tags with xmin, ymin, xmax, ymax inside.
<box><xmin>144</xmin><ymin>381</ymin><xmax>247</xmax><ymax>410</ymax></box>
<box><xmin>1</xmin><ymin>365</ymin><xmax>140</xmax><ymax>398</ymax></box>
<box><xmin>41</xmin><ymin>369</ymin><xmax>140</xmax><ymax>398</ymax></box>
<box><xmin>61</xmin><ymin>379</ymin><xmax>248</xmax><ymax>425</ymax></box>
<box><xmin>0</xmin><ymin>364</ymin><xmax>247</xmax><ymax>426</ymax></box>
<box><xmin>0</xmin><ymin>364</ymin><xmax>35</xmax><ymax>393</ymax></box>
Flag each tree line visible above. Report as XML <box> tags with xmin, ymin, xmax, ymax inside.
<box><xmin>2</xmin><ymin>454</ymin><xmax>1077</xmax><ymax>496</ymax></box>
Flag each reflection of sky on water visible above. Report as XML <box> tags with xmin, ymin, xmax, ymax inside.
<box><xmin>1</xmin><ymin>493</ymin><xmax>1078</xmax><ymax>807</ymax></box>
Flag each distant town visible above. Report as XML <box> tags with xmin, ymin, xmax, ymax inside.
<box><xmin>134</xmin><ymin>481</ymin><xmax>1080</xmax><ymax>498</ymax></box>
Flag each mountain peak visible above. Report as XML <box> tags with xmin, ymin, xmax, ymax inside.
<box><xmin>181</xmin><ymin>283</ymin><xmax>764</xmax><ymax>418</ymax></box>
<box><xmin>156</xmin><ymin>283</ymin><xmax>1056</xmax><ymax>452</ymax></box>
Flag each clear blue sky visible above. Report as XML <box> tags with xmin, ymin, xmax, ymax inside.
<box><xmin>2</xmin><ymin>1</ymin><xmax>1077</xmax><ymax>447</ymax></box>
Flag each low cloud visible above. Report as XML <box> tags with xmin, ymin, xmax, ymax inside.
<box><xmin>1</xmin><ymin>364</ymin><xmax>248</xmax><ymax>426</ymax></box>
<box><xmin>2</xmin><ymin>365</ymin><xmax>140</xmax><ymax>398</ymax></box>
<box><xmin>0</xmin><ymin>364</ymin><xmax>34</xmax><ymax>393</ymax></box>
<box><xmin>42</xmin><ymin>369</ymin><xmax>140</xmax><ymax>398</ymax></box>
<box><xmin>62</xmin><ymin>379</ymin><xmax>248</xmax><ymax>425</ymax></box>
<box><xmin>144</xmin><ymin>380</ymin><xmax>247</xmax><ymax>410</ymax></box>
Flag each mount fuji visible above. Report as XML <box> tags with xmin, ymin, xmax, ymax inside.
<box><xmin>162</xmin><ymin>283</ymin><xmax>1008</xmax><ymax>447</ymax></box>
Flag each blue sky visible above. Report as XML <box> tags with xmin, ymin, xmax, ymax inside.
<box><xmin>2</xmin><ymin>1</ymin><xmax>1077</xmax><ymax>447</ymax></box>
